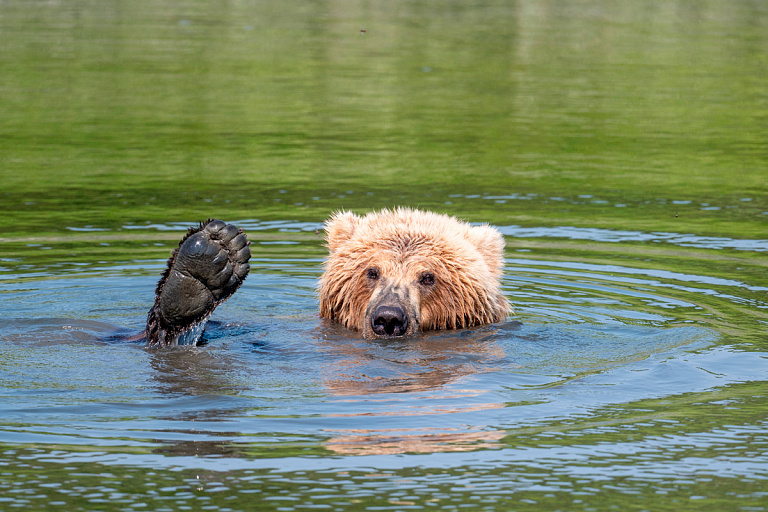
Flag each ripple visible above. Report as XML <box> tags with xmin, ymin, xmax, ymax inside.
<box><xmin>1</xmin><ymin>250</ymin><xmax>767</xmax><ymax>504</ymax></box>
<box><xmin>114</xmin><ymin>219</ymin><xmax>768</xmax><ymax>252</ymax></box>
<box><xmin>498</xmin><ymin>225</ymin><xmax>768</xmax><ymax>252</ymax></box>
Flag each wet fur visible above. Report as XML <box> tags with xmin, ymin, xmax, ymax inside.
<box><xmin>145</xmin><ymin>219</ymin><xmax>248</xmax><ymax>346</ymax></box>
<box><xmin>319</xmin><ymin>208</ymin><xmax>510</xmax><ymax>337</ymax></box>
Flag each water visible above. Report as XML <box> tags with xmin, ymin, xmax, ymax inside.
<box><xmin>2</xmin><ymin>232</ymin><xmax>767</xmax><ymax>510</ymax></box>
<box><xmin>2</xmin><ymin>0</ymin><xmax>768</xmax><ymax>510</ymax></box>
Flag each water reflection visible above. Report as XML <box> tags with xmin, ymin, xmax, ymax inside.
<box><xmin>326</xmin><ymin>429</ymin><xmax>506</xmax><ymax>455</ymax></box>
<box><xmin>315</xmin><ymin>323</ymin><xmax>513</xmax><ymax>455</ymax></box>
<box><xmin>316</xmin><ymin>322</ymin><xmax>517</xmax><ymax>395</ymax></box>
<box><xmin>147</xmin><ymin>342</ymin><xmax>249</xmax><ymax>399</ymax></box>
<box><xmin>0</xmin><ymin>318</ymin><xmax>127</xmax><ymax>346</ymax></box>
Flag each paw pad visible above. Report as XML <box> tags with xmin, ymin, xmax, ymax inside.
<box><xmin>146</xmin><ymin>219</ymin><xmax>251</xmax><ymax>346</ymax></box>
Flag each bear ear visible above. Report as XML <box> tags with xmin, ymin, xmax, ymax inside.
<box><xmin>466</xmin><ymin>224</ymin><xmax>506</xmax><ymax>275</ymax></box>
<box><xmin>324</xmin><ymin>210</ymin><xmax>360</xmax><ymax>252</ymax></box>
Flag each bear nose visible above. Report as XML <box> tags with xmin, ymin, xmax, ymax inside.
<box><xmin>372</xmin><ymin>305</ymin><xmax>409</xmax><ymax>336</ymax></box>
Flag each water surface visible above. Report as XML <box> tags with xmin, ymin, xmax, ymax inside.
<box><xmin>2</xmin><ymin>233</ymin><xmax>767</xmax><ymax>510</ymax></box>
<box><xmin>1</xmin><ymin>0</ymin><xmax>767</xmax><ymax>510</ymax></box>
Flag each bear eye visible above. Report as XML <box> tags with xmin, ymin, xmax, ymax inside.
<box><xmin>419</xmin><ymin>272</ymin><xmax>435</xmax><ymax>286</ymax></box>
<box><xmin>366</xmin><ymin>267</ymin><xmax>380</xmax><ymax>281</ymax></box>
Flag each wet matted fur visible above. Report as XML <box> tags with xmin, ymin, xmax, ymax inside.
<box><xmin>319</xmin><ymin>208</ymin><xmax>510</xmax><ymax>337</ymax></box>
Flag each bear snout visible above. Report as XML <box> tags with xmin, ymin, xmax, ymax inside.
<box><xmin>371</xmin><ymin>305</ymin><xmax>409</xmax><ymax>336</ymax></box>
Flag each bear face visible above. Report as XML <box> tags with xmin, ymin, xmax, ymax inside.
<box><xmin>319</xmin><ymin>208</ymin><xmax>511</xmax><ymax>338</ymax></box>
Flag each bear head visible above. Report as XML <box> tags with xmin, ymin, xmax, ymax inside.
<box><xmin>318</xmin><ymin>208</ymin><xmax>510</xmax><ymax>338</ymax></box>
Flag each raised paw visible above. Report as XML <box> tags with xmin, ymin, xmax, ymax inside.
<box><xmin>145</xmin><ymin>219</ymin><xmax>251</xmax><ymax>346</ymax></box>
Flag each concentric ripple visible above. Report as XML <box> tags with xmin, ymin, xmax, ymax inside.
<box><xmin>1</xmin><ymin>245</ymin><xmax>767</xmax><ymax>510</ymax></box>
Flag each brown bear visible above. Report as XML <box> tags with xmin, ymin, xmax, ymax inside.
<box><xmin>318</xmin><ymin>208</ymin><xmax>510</xmax><ymax>338</ymax></box>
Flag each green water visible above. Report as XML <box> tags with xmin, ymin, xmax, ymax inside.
<box><xmin>1</xmin><ymin>0</ymin><xmax>768</xmax><ymax>510</ymax></box>
<box><xmin>2</xmin><ymin>0</ymin><xmax>766</xmax><ymax>241</ymax></box>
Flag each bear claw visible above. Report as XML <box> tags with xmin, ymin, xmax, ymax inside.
<box><xmin>145</xmin><ymin>219</ymin><xmax>251</xmax><ymax>346</ymax></box>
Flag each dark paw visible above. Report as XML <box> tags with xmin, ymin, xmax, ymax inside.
<box><xmin>146</xmin><ymin>219</ymin><xmax>250</xmax><ymax>346</ymax></box>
